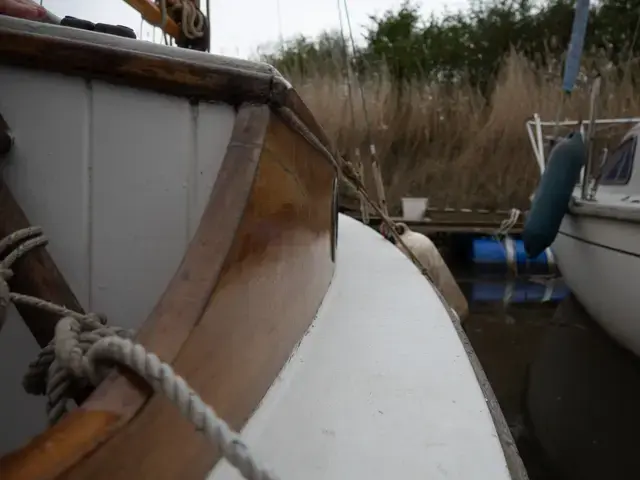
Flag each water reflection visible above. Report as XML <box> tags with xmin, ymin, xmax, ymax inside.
<box><xmin>525</xmin><ymin>296</ymin><xmax>640</xmax><ymax>480</ymax></box>
<box><xmin>457</xmin><ymin>271</ymin><xmax>640</xmax><ymax>480</ymax></box>
<box><xmin>459</xmin><ymin>274</ymin><xmax>569</xmax><ymax>306</ymax></box>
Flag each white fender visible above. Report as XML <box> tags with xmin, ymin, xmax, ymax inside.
<box><xmin>395</xmin><ymin>223</ymin><xmax>469</xmax><ymax>321</ymax></box>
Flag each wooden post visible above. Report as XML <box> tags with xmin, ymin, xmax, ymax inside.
<box><xmin>369</xmin><ymin>148</ymin><xmax>389</xmax><ymax>216</ymax></box>
<box><xmin>359</xmin><ymin>144</ymin><xmax>388</xmax><ymax>214</ymax></box>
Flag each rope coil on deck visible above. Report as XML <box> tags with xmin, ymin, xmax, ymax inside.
<box><xmin>0</xmin><ymin>227</ymin><xmax>278</xmax><ymax>480</ymax></box>
<box><xmin>22</xmin><ymin>311</ymin><xmax>133</xmax><ymax>423</ymax></box>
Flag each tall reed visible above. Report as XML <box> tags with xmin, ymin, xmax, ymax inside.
<box><xmin>284</xmin><ymin>51</ymin><xmax>640</xmax><ymax>212</ymax></box>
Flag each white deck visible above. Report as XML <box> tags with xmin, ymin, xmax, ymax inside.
<box><xmin>209</xmin><ymin>214</ymin><xmax>510</xmax><ymax>480</ymax></box>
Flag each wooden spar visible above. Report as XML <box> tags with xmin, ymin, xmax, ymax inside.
<box><xmin>0</xmin><ymin>183</ymin><xmax>85</xmax><ymax>348</ymax></box>
<box><xmin>0</xmin><ymin>108</ymin><xmax>83</xmax><ymax>347</ymax></box>
<box><xmin>122</xmin><ymin>0</ymin><xmax>180</xmax><ymax>39</ymax></box>
<box><xmin>0</xmin><ymin>161</ymin><xmax>92</xmax><ymax>402</ymax></box>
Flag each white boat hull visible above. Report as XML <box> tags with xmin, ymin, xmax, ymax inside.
<box><xmin>553</xmin><ymin>213</ymin><xmax>640</xmax><ymax>356</ymax></box>
<box><xmin>209</xmin><ymin>215</ymin><xmax>513</xmax><ymax>480</ymax></box>
<box><xmin>0</xmin><ymin>61</ymin><xmax>234</xmax><ymax>453</ymax></box>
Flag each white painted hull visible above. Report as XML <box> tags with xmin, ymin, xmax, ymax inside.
<box><xmin>553</xmin><ymin>213</ymin><xmax>640</xmax><ymax>356</ymax></box>
<box><xmin>209</xmin><ymin>215</ymin><xmax>512</xmax><ymax>480</ymax></box>
<box><xmin>0</xmin><ymin>62</ymin><xmax>234</xmax><ymax>453</ymax></box>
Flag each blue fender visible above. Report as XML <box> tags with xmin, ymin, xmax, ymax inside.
<box><xmin>523</xmin><ymin>132</ymin><xmax>586</xmax><ymax>258</ymax></box>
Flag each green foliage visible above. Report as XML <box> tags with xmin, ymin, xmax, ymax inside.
<box><xmin>260</xmin><ymin>0</ymin><xmax>640</xmax><ymax>91</ymax></box>
<box><xmin>261</xmin><ymin>31</ymin><xmax>347</xmax><ymax>77</ymax></box>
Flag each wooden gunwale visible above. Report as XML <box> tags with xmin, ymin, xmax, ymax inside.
<box><xmin>0</xmin><ymin>27</ymin><xmax>283</xmax><ymax>110</ymax></box>
<box><xmin>0</xmin><ymin>18</ymin><xmax>337</xmax><ymax>179</ymax></box>
<box><xmin>0</xmin><ymin>19</ymin><xmax>340</xmax><ymax>479</ymax></box>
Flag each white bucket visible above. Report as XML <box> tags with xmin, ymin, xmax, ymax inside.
<box><xmin>401</xmin><ymin>197</ymin><xmax>429</xmax><ymax>221</ymax></box>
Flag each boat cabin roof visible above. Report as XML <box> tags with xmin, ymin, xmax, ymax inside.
<box><xmin>0</xmin><ymin>14</ymin><xmax>303</xmax><ymax>114</ymax></box>
<box><xmin>0</xmin><ymin>14</ymin><xmax>280</xmax><ymax>78</ymax></box>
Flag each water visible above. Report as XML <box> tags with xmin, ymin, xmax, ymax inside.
<box><xmin>455</xmin><ymin>271</ymin><xmax>640</xmax><ymax>479</ymax></box>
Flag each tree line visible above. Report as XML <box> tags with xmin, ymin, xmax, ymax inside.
<box><xmin>260</xmin><ymin>0</ymin><xmax>640</xmax><ymax>92</ymax></box>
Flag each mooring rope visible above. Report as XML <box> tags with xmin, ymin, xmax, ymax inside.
<box><xmin>335</xmin><ymin>0</ymin><xmax>369</xmax><ymax>224</ymax></box>
<box><xmin>0</xmin><ymin>226</ymin><xmax>47</xmax><ymax>333</ymax></box>
<box><xmin>1</xmin><ymin>227</ymin><xmax>277</xmax><ymax>480</ymax></box>
<box><xmin>494</xmin><ymin>208</ymin><xmax>521</xmax><ymax>238</ymax></box>
<box><xmin>276</xmin><ymin>106</ymin><xmax>437</xmax><ymax>285</ymax></box>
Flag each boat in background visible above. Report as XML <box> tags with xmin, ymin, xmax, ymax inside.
<box><xmin>0</xmin><ymin>6</ymin><xmax>526</xmax><ymax>480</ymax></box>
<box><xmin>526</xmin><ymin>114</ymin><xmax>640</xmax><ymax>357</ymax></box>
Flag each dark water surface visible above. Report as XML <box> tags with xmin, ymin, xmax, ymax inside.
<box><xmin>455</xmin><ymin>271</ymin><xmax>640</xmax><ymax>480</ymax></box>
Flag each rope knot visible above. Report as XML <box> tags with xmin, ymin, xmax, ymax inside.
<box><xmin>23</xmin><ymin>313</ymin><xmax>134</xmax><ymax>423</ymax></box>
<box><xmin>0</xmin><ymin>225</ymin><xmax>276</xmax><ymax>480</ymax></box>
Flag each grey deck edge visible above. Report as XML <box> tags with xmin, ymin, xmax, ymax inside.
<box><xmin>450</xmin><ymin>310</ymin><xmax>530</xmax><ymax>480</ymax></box>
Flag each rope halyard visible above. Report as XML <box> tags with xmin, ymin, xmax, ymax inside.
<box><xmin>1</xmin><ymin>227</ymin><xmax>277</xmax><ymax>480</ymax></box>
<box><xmin>276</xmin><ymin>106</ymin><xmax>436</xmax><ymax>283</ymax></box>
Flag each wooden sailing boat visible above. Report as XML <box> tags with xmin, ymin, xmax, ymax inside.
<box><xmin>0</xmin><ymin>3</ymin><xmax>526</xmax><ymax>479</ymax></box>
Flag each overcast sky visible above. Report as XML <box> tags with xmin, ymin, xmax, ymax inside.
<box><xmin>42</xmin><ymin>0</ymin><xmax>468</xmax><ymax>59</ymax></box>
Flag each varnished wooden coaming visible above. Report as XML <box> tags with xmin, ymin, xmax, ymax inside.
<box><xmin>62</xmin><ymin>107</ymin><xmax>335</xmax><ymax>480</ymax></box>
<box><xmin>0</xmin><ymin>19</ymin><xmax>335</xmax><ymax>479</ymax></box>
<box><xmin>0</xmin><ymin>99</ymin><xmax>336</xmax><ymax>478</ymax></box>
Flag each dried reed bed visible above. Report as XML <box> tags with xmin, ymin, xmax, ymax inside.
<box><xmin>284</xmin><ymin>52</ymin><xmax>640</xmax><ymax>212</ymax></box>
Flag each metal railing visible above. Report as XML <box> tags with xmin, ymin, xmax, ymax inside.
<box><xmin>526</xmin><ymin>114</ymin><xmax>640</xmax><ymax>200</ymax></box>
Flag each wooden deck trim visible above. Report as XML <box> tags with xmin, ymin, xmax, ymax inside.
<box><xmin>0</xmin><ymin>104</ymin><xmax>268</xmax><ymax>480</ymax></box>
